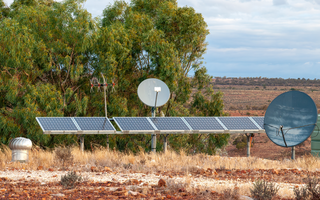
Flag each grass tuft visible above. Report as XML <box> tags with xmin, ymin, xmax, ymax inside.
<box><xmin>294</xmin><ymin>176</ymin><xmax>320</xmax><ymax>200</ymax></box>
<box><xmin>60</xmin><ymin>171</ymin><xmax>82</xmax><ymax>189</ymax></box>
<box><xmin>250</xmin><ymin>179</ymin><xmax>279</xmax><ymax>200</ymax></box>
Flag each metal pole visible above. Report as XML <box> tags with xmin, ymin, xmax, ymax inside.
<box><xmin>106</xmin><ymin>135</ymin><xmax>109</xmax><ymax>150</ymax></box>
<box><xmin>151</xmin><ymin>91</ymin><xmax>159</xmax><ymax>153</ymax></box>
<box><xmin>80</xmin><ymin>136</ymin><xmax>84</xmax><ymax>152</ymax></box>
<box><xmin>151</xmin><ymin>107</ymin><xmax>156</xmax><ymax>153</ymax></box>
<box><xmin>101</xmin><ymin>73</ymin><xmax>109</xmax><ymax>150</ymax></box>
<box><xmin>246</xmin><ymin>134</ymin><xmax>250</xmax><ymax>157</ymax></box>
<box><xmin>292</xmin><ymin>146</ymin><xmax>295</xmax><ymax>160</ymax></box>
<box><xmin>163</xmin><ymin>134</ymin><xmax>168</xmax><ymax>152</ymax></box>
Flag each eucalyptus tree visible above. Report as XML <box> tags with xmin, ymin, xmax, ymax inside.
<box><xmin>94</xmin><ymin>0</ymin><xmax>228</xmax><ymax>154</ymax></box>
<box><xmin>0</xmin><ymin>0</ymin><xmax>9</xmax><ymax>19</ymax></box>
<box><xmin>0</xmin><ymin>0</ymin><xmax>95</xmax><ymax>146</ymax></box>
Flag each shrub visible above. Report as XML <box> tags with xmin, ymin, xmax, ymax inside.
<box><xmin>250</xmin><ymin>179</ymin><xmax>279</xmax><ymax>200</ymax></box>
<box><xmin>232</xmin><ymin>135</ymin><xmax>251</xmax><ymax>150</ymax></box>
<box><xmin>221</xmin><ymin>187</ymin><xmax>240</xmax><ymax>200</ymax></box>
<box><xmin>60</xmin><ymin>171</ymin><xmax>82</xmax><ymax>189</ymax></box>
<box><xmin>55</xmin><ymin>147</ymin><xmax>73</xmax><ymax>167</ymax></box>
<box><xmin>294</xmin><ymin>176</ymin><xmax>320</xmax><ymax>200</ymax></box>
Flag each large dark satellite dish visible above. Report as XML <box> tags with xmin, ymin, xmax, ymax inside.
<box><xmin>264</xmin><ymin>90</ymin><xmax>317</xmax><ymax>147</ymax></box>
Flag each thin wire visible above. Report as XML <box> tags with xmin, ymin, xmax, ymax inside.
<box><xmin>264</xmin><ymin>123</ymin><xmax>316</xmax><ymax>136</ymax></box>
<box><xmin>264</xmin><ymin>123</ymin><xmax>316</xmax><ymax>146</ymax></box>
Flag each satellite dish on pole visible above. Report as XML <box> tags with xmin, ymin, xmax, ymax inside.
<box><xmin>137</xmin><ymin>78</ymin><xmax>170</xmax><ymax>108</ymax></box>
<box><xmin>264</xmin><ymin>90</ymin><xmax>317</xmax><ymax>147</ymax></box>
<box><xmin>137</xmin><ymin>78</ymin><xmax>170</xmax><ymax>153</ymax></box>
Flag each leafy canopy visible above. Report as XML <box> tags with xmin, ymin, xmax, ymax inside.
<box><xmin>0</xmin><ymin>0</ymin><xmax>228</xmax><ymax>154</ymax></box>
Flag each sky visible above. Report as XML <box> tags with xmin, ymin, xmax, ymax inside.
<box><xmin>4</xmin><ymin>0</ymin><xmax>320</xmax><ymax>79</ymax></box>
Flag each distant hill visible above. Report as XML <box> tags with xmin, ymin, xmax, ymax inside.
<box><xmin>212</xmin><ymin>77</ymin><xmax>320</xmax><ymax>87</ymax></box>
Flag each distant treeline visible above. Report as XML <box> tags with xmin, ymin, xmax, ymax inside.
<box><xmin>213</xmin><ymin>77</ymin><xmax>320</xmax><ymax>86</ymax></box>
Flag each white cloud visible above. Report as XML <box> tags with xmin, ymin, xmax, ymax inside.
<box><xmin>273</xmin><ymin>0</ymin><xmax>287</xmax><ymax>5</ymax></box>
<box><xmin>3</xmin><ymin>0</ymin><xmax>320</xmax><ymax>78</ymax></box>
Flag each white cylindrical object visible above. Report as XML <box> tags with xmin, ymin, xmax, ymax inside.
<box><xmin>9</xmin><ymin>137</ymin><xmax>32</xmax><ymax>162</ymax></box>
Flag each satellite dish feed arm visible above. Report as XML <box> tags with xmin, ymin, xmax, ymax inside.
<box><xmin>153</xmin><ymin>87</ymin><xmax>161</xmax><ymax>115</ymax></box>
<box><xmin>279</xmin><ymin>125</ymin><xmax>287</xmax><ymax>147</ymax></box>
<box><xmin>154</xmin><ymin>92</ymin><xmax>159</xmax><ymax>109</ymax></box>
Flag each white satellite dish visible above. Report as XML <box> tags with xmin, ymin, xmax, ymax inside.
<box><xmin>137</xmin><ymin>78</ymin><xmax>170</xmax><ymax>107</ymax></box>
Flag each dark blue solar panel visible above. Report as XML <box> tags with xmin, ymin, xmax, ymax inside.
<box><xmin>252</xmin><ymin>117</ymin><xmax>264</xmax><ymax>129</ymax></box>
<box><xmin>37</xmin><ymin>117</ymin><xmax>78</xmax><ymax>131</ymax></box>
<box><xmin>74</xmin><ymin>117</ymin><xmax>115</xmax><ymax>130</ymax></box>
<box><xmin>183</xmin><ymin>117</ymin><xmax>224</xmax><ymax>130</ymax></box>
<box><xmin>218</xmin><ymin>117</ymin><xmax>259</xmax><ymax>130</ymax></box>
<box><xmin>150</xmin><ymin>117</ymin><xmax>190</xmax><ymax>130</ymax></box>
<box><xmin>113</xmin><ymin>117</ymin><xmax>155</xmax><ymax>131</ymax></box>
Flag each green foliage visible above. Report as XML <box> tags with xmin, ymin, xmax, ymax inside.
<box><xmin>0</xmin><ymin>0</ymin><xmax>94</xmax><ymax>146</ymax></box>
<box><xmin>0</xmin><ymin>0</ymin><xmax>227</xmax><ymax>154</ymax></box>
<box><xmin>232</xmin><ymin>135</ymin><xmax>252</xmax><ymax>150</ymax></box>
<box><xmin>250</xmin><ymin>179</ymin><xmax>279</xmax><ymax>200</ymax></box>
<box><xmin>0</xmin><ymin>0</ymin><xmax>10</xmax><ymax>19</ymax></box>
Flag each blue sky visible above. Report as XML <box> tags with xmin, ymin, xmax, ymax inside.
<box><xmin>5</xmin><ymin>0</ymin><xmax>320</xmax><ymax>79</ymax></box>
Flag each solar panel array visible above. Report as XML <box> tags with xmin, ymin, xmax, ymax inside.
<box><xmin>218</xmin><ymin>117</ymin><xmax>258</xmax><ymax>130</ymax></box>
<box><xmin>113</xmin><ymin>117</ymin><xmax>155</xmax><ymax>131</ymax></box>
<box><xmin>183</xmin><ymin>117</ymin><xmax>224</xmax><ymax>131</ymax></box>
<box><xmin>36</xmin><ymin>117</ymin><xmax>115</xmax><ymax>134</ymax></box>
<box><xmin>150</xmin><ymin>117</ymin><xmax>190</xmax><ymax>131</ymax></box>
<box><xmin>37</xmin><ymin>117</ymin><xmax>78</xmax><ymax>131</ymax></box>
<box><xmin>37</xmin><ymin>116</ymin><xmax>265</xmax><ymax>134</ymax></box>
<box><xmin>74</xmin><ymin>117</ymin><xmax>115</xmax><ymax>131</ymax></box>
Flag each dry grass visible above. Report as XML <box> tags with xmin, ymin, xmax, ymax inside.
<box><xmin>1</xmin><ymin>145</ymin><xmax>320</xmax><ymax>172</ymax></box>
<box><xmin>2</xmin><ymin>145</ymin><xmax>319</xmax><ymax>198</ymax></box>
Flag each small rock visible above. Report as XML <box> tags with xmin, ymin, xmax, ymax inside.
<box><xmin>0</xmin><ymin>177</ymin><xmax>8</xmax><ymax>181</ymax></box>
<box><xmin>128</xmin><ymin>190</ymin><xmax>139</xmax><ymax>196</ymax></box>
<box><xmin>91</xmin><ymin>166</ymin><xmax>98</xmax><ymax>172</ymax></box>
<box><xmin>131</xmin><ymin>179</ymin><xmax>139</xmax><ymax>185</ymax></box>
<box><xmin>48</xmin><ymin>168</ymin><xmax>54</xmax><ymax>172</ymax></box>
<box><xmin>240</xmin><ymin>196</ymin><xmax>254</xmax><ymax>200</ymax></box>
<box><xmin>51</xmin><ymin>193</ymin><xmax>65</xmax><ymax>197</ymax></box>
<box><xmin>158</xmin><ymin>179</ymin><xmax>166</xmax><ymax>187</ymax></box>
<box><xmin>37</xmin><ymin>166</ymin><xmax>43</xmax><ymax>170</ymax></box>
<box><xmin>104</xmin><ymin>166</ymin><xmax>112</xmax><ymax>172</ymax></box>
<box><xmin>116</xmin><ymin>187</ymin><xmax>123</xmax><ymax>191</ymax></box>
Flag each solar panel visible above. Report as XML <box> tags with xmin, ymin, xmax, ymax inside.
<box><xmin>36</xmin><ymin>117</ymin><xmax>78</xmax><ymax>131</ymax></box>
<box><xmin>113</xmin><ymin>117</ymin><xmax>155</xmax><ymax>131</ymax></box>
<box><xmin>183</xmin><ymin>117</ymin><xmax>224</xmax><ymax>130</ymax></box>
<box><xmin>149</xmin><ymin>117</ymin><xmax>190</xmax><ymax>131</ymax></box>
<box><xmin>251</xmin><ymin>117</ymin><xmax>264</xmax><ymax>129</ymax></box>
<box><xmin>74</xmin><ymin>117</ymin><xmax>115</xmax><ymax>131</ymax></box>
<box><xmin>218</xmin><ymin>117</ymin><xmax>259</xmax><ymax>130</ymax></box>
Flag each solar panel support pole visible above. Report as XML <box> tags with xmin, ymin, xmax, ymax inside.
<box><xmin>163</xmin><ymin>134</ymin><xmax>168</xmax><ymax>152</ymax></box>
<box><xmin>246</xmin><ymin>133</ymin><xmax>253</xmax><ymax>157</ymax></box>
<box><xmin>80</xmin><ymin>136</ymin><xmax>84</xmax><ymax>152</ymax></box>
<box><xmin>151</xmin><ymin>91</ymin><xmax>159</xmax><ymax>153</ymax></box>
<box><xmin>101</xmin><ymin>73</ymin><xmax>109</xmax><ymax>150</ymax></box>
<box><xmin>151</xmin><ymin>107</ymin><xmax>156</xmax><ymax>153</ymax></box>
<box><xmin>292</xmin><ymin>146</ymin><xmax>295</xmax><ymax>160</ymax></box>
